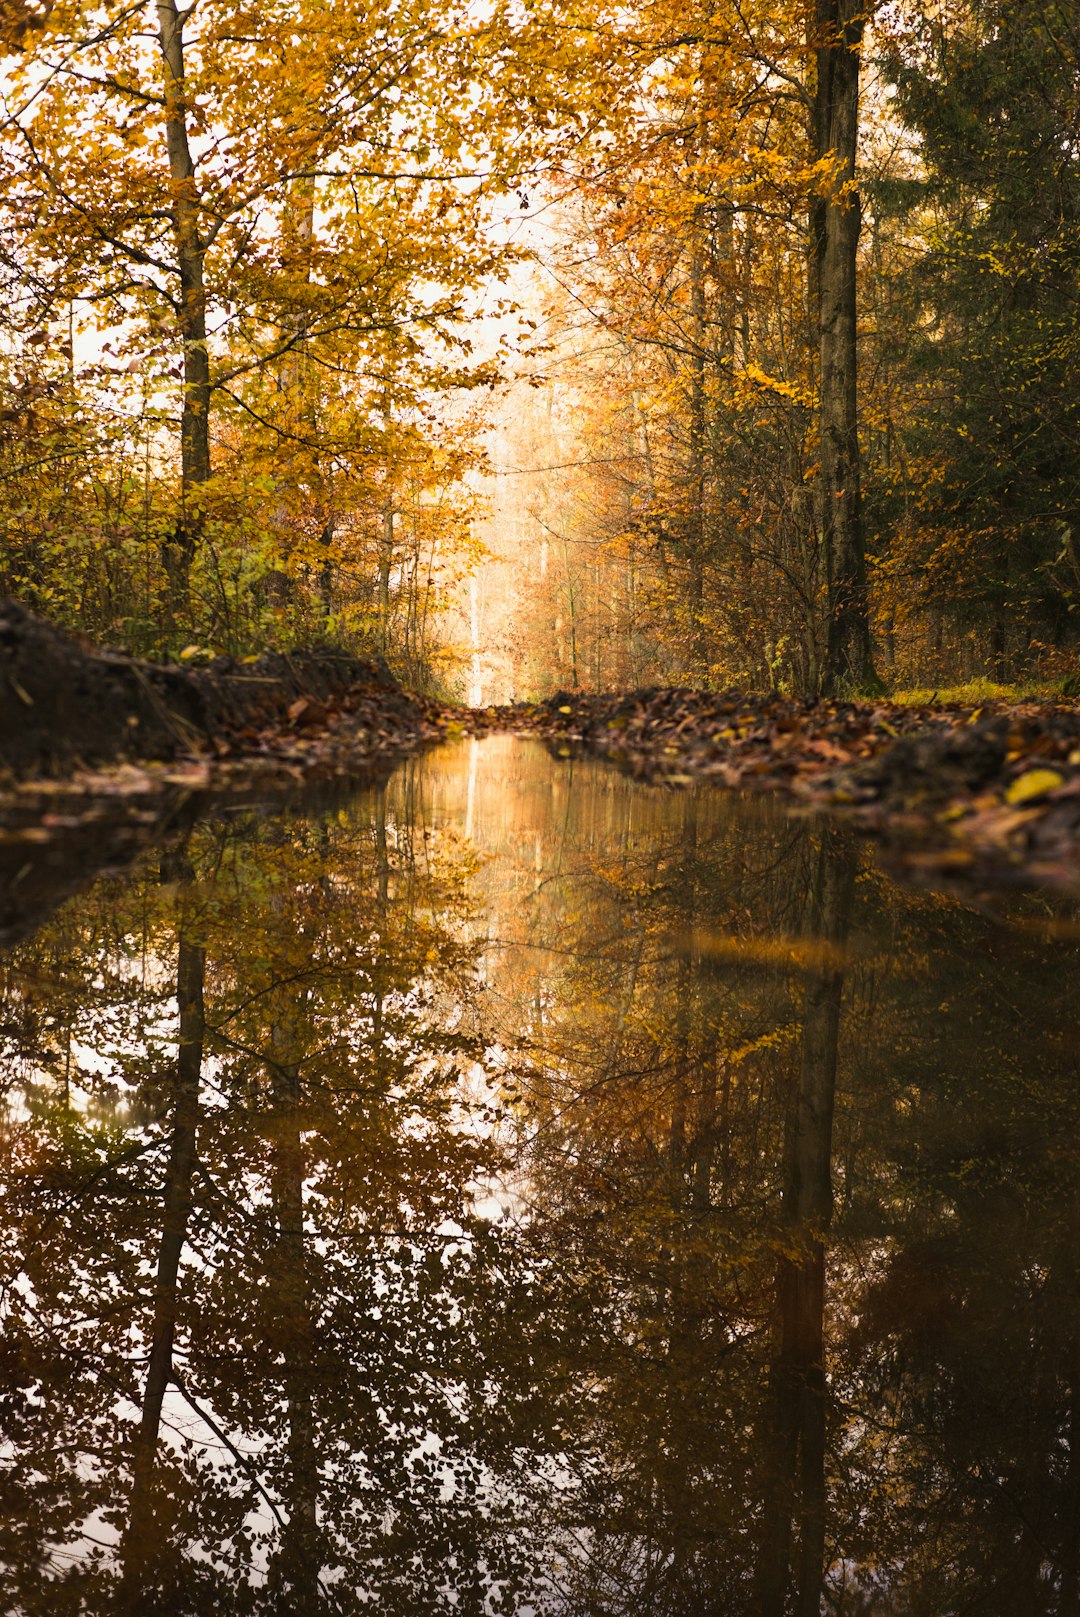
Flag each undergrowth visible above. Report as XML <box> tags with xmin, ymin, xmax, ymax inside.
<box><xmin>890</xmin><ymin>676</ymin><xmax>1080</xmax><ymax>706</ymax></box>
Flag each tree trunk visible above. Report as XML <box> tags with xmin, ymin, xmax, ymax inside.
<box><xmin>279</xmin><ymin>175</ymin><xmax>315</xmax><ymax>402</ymax></box>
<box><xmin>688</xmin><ymin>224</ymin><xmax>709</xmax><ymax>686</ymax></box>
<box><xmin>378</xmin><ymin>495</ymin><xmax>394</xmax><ymax>650</ymax></box>
<box><xmin>280</xmin><ymin>177</ymin><xmax>337</xmax><ymax>624</ymax></box>
<box><xmin>561</xmin><ymin>534</ymin><xmax>580</xmax><ymax>687</ymax></box>
<box><xmin>156</xmin><ymin>0</ymin><xmax>211</xmax><ymax>609</ymax></box>
<box><xmin>813</xmin><ymin>0</ymin><xmax>878</xmax><ymax>695</ymax></box>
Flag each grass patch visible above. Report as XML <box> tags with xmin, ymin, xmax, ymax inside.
<box><xmin>891</xmin><ymin>676</ymin><xmax>1080</xmax><ymax>706</ymax></box>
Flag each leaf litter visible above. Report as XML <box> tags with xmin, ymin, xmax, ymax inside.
<box><xmin>471</xmin><ymin>688</ymin><xmax>1080</xmax><ymax>894</ymax></box>
<box><xmin>9</xmin><ymin>655</ymin><xmax>1080</xmax><ymax>919</ymax></box>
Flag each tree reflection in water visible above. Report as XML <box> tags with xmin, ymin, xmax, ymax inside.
<box><xmin>2</xmin><ymin>737</ymin><xmax>1080</xmax><ymax>1615</ymax></box>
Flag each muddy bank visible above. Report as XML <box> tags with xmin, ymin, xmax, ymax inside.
<box><xmin>482</xmin><ymin>687</ymin><xmax>1080</xmax><ymax>890</ymax></box>
<box><xmin>0</xmin><ymin>597</ymin><xmax>457</xmax><ymax>942</ymax></box>
<box><xmin>7</xmin><ymin>598</ymin><xmax>1080</xmax><ymax>897</ymax></box>
<box><xmin>0</xmin><ymin>596</ymin><xmax>439</xmax><ymax>779</ymax></box>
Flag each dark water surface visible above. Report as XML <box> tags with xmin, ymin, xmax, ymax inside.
<box><xmin>2</xmin><ymin>736</ymin><xmax>1079</xmax><ymax>1616</ymax></box>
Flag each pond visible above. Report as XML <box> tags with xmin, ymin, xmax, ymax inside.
<box><xmin>1</xmin><ymin>735</ymin><xmax>1079</xmax><ymax>1615</ymax></box>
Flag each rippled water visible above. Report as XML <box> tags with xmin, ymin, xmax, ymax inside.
<box><xmin>1</xmin><ymin>736</ymin><xmax>1078</xmax><ymax>1616</ymax></box>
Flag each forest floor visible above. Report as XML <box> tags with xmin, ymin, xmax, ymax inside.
<box><xmin>488</xmin><ymin>688</ymin><xmax>1080</xmax><ymax>896</ymax></box>
<box><xmin>6</xmin><ymin>599</ymin><xmax>1080</xmax><ymax>914</ymax></box>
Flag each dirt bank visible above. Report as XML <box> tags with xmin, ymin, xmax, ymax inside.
<box><xmin>6</xmin><ymin>600</ymin><xmax>1080</xmax><ymax>897</ymax></box>
<box><xmin>0</xmin><ymin>597</ymin><xmax>455</xmax><ymax>945</ymax></box>
<box><xmin>483</xmin><ymin>687</ymin><xmax>1080</xmax><ymax>890</ymax></box>
<box><xmin>0</xmin><ymin>596</ymin><xmax>442</xmax><ymax>779</ymax></box>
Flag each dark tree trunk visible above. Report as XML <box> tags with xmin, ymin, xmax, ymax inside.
<box><xmin>688</xmin><ymin>224</ymin><xmax>709</xmax><ymax>686</ymax></box>
<box><xmin>813</xmin><ymin>0</ymin><xmax>879</xmax><ymax>695</ymax></box>
<box><xmin>156</xmin><ymin>0</ymin><xmax>211</xmax><ymax>608</ymax></box>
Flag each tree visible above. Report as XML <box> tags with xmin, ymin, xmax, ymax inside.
<box><xmin>0</xmin><ymin>0</ymin><xmax>551</xmax><ymax>651</ymax></box>
<box><xmin>482</xmin><ymin>0</ymin><xmax>886</xmax><ymax>695</ymax></box>
<box><xmin>874</xmin><ymin>0</ymin><xmax>1080</xmax><ymax>681</ymax></box>
<box><xmin>813</xmin><ymin>0</ymin><xmax>881</xmax><ymax>693</ymax></box>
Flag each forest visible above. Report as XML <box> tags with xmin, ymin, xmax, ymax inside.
<box><xmin>6</xmin><ymin>6</ymin><xmax>1080</xmax><ymax>1612</ymax></box>
<box><xmin>1</xmin><ymin>0</ymin><xmax>1077</xmax><ymax>700</ymax></box>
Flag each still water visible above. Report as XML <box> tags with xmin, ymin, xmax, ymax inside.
<box><xmin>2</xmin><ymin>736</ymin><xmax>1079</xmax><ymax>1616</ymax></box>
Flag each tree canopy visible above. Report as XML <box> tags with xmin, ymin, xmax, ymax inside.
<box><xmin>0</xmin><ymin>0</ymin><xmax>1076</xmax><ymax>695</ymax></box>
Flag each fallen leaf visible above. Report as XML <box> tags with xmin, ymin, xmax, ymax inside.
<box><xmin>1005</xmin><ymin>768</ymin><xmax>1064</xmax><ymax>806</ymax></box>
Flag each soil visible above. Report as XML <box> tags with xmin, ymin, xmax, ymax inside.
<box><xmin>6</xmin><ymin>599</ymin><xmax>1080</xmax><ymax>911</ymax></box>
<box><xmin>0</xmin><ymin>598</ymin><xmax>447</xmax><ymax>944</ymax></box>
<box><xmin>0</xmin><ymin>596</ymin><xmax>440</xmax><ymax>778</ymax></box>
<box><xmin>491</xmin><ymin>687</ymin><xmax>1080</xmax><ymax>893</ymax></box>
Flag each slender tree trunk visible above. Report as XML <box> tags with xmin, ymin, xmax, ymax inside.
<box><xmin>280</xmin><ymin>177</ymin><xmax>315</xmax><ymax>403</ymax></box>
<box><xmin>281</xmin><ymin>177</ymin><xmax>337</xmax><ymax>624</ymax></box>
<box><xmin>989</xmin><ymin>612</ymin><xmax>1009</xmax><ymax>681</ymax></box>
<box><xmin>156</xmin><ymin>0</ymin><xmax>211</xmax><ymax>608</ymax></box>
<box><xmin>140</xmin><ymin>940</ymin><xmax>204</xmax><ymax>1443</ymax></box>
<box><xmin>561</xmin><ymin>535</ymin><xmax>580</xmax><ymax>687</ymax></box>
<box><xmin>656</xmin><ymin>806</ymin><xmax>702</xmax><ymax>1606</ymax></box>
<box><xmin>687</xmin><ymin>45</ymin><xmax>717</xmax><ymax>690</ymax></box>
<box><xmin>688</xmin><ymin>226</ymin><xmax>709</xmax><ymax>685</ymax></box>
<box><xmin>813</xmin><ymin>0</ymin><xmax>878</xmax><ymax>695</ymax></box>
<box><xmin>319</xmin><ymin>515</ymin><xmax>335</xmax><ymax>622</ymax></box>
<box><xmin>371</xmin><ymin>792</ymin><xmax>390</xmax><ymax>1072</ymax></box>
<box><xmin>377</xmin><ymin>498</ymin><xmax>394</xmax><ymax>650</ymax></box>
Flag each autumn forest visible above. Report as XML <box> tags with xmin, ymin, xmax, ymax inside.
<box><xmin>7</xmin><ymin>5</ymin><xmax>1080</xmax><ymax>1612</ymax></box>
<box><xmin>1</xmin><ymin>0</ymin><xmax>1076</xmax><ymax>698</ymax></box>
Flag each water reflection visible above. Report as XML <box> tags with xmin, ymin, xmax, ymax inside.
<box><xmin>2</xmin><ymin>738</ymin><xmax>1080</xmax><ymax>1614</ymax></box>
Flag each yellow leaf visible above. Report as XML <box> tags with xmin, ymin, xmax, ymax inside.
<box><xmin>1004</xmin><ymin>768</ymin><xmax>1063</xmax><ymax>805</ymax></box>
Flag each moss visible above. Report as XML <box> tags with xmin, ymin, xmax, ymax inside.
<box><xmin>891</xmin><ymin>677</ymin><xmax>1080</xmax><ymax>707</ymax></box>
